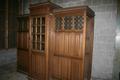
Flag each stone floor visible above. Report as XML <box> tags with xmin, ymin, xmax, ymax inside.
<box><xmin>0</xmin><ymin>49</ymin><xmax>108</xmax><ymax>80</ymax></box>
<box><xmin>0</xmin><ymin>49</ymin><xmax>28</xmax><ymax>80</ymax></box>
<box><xmin>0</xmin><ymin>63</ymin><xmax>28</xmax><ymax>80</ymax></box>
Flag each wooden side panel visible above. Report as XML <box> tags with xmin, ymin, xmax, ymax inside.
<box><xmin>84</xmin><ymin>17</ymin><xmax>94</xmax><ymax>80</ymax></box>
<box><xmin>54</xmin><ymin>32</ymin><xmax>83</xmax><ymax>59</ymax></box>
<box><xmin>17</xmin><ymin>32</ymin><xmax>29</xmax><ymax>74</ymax></box>
<box><xmin>29</xmin><ymin>54</ymin><xmax>46</xmax><ymax>80</ymax></box>
<box><xmin>50</xmin><ymin>32</ymin><xmax>84</xmax><ymax>80</ymax></box>
<box><xmin>17</xmin><ymin>16</ymin><xmax>29</xmax><ymax>74</ymax></box>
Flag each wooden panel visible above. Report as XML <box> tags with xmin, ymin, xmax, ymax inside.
<box><xmin>51</xmin><ymin>57</ymin><xmax>83</xmax><ymax>80</ymax></box>
<box><xmin>17</xmin><ymin>32</ymin><xmax>29</xmax><ymax>49</ymax></box>
<box><xmin>30</xmin><ymin>2</ymin><xmax>61</xmax><ymax>16</ymax></box>
<box><xmin>17</xmin><ymin>15</ymin><xmax>29</xmax><ymax>74</ymax></box>
<box><xmin>51</xmin><ymin>56</ymin><xmax>71</xmax><ymax>80</ymax></box>
<box><xmin>84</xmin><ymin>16</ymin><xmax>94</xmax><ymax>79</ymax></box>
<box><xmin>84</xmin><ymin>55</ymin><xmax>91</xmax><ymax>79</ymax></box>
<box><xmin>17</xmin><ymin>50</ymin><xmax>29</xmax><ymax>74</ymax></box>
<box><xmin>54</xmin><ymin>32</ymin><xmax>83</xmax><ymax>59</ymax></box>
<box><xmin>30</xmin><ymin>5</ymin><xmax>49</xmax><ymax>15</ymax></box>
<box><xmin>71</xmin><ymin>59</ymin><xmax>83</xmax><ymax>80</ymax></box>
<box><xmin>29</xmin><ymin>53</ymin><xmax>46</xmax><ymax>80</ymax></box>
<box><xmin>50</xmin><ymin>30</ymin><xmax>83</xmax><ymax>80</ymax></box>
<box><xmin>52</xmin><ymin>56</ymin><xmax>62</xmax><ymax>79</ymax></box>
<box><xmin>54</xmin><ymin>8</ymin><xmax>85</xmax><ymax>16</ymax></box>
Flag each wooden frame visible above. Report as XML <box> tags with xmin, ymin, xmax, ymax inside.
<box><xmin>17</xmin><ymin>2</ymin><xmax>95</xmax><ymax>80</ymax></box>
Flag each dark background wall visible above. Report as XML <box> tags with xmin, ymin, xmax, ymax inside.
<box><xmin>0</xmin><ymin>0</ymin><xmax>19</xmax><ymax>49</ymax></box>
<box><xmin>8</xmin><ymin>0</ymin><xmax>19</xmax><ymax>48</ymax></box>
<box><xmin>0</xmin><ymin>0</ymin><xmax>6</xmax><ymax>49</ymax></box>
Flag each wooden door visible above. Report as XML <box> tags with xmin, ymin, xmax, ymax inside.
<box><xmin>29</xmin><ymin>16</ymin><xmax>47</xmax><ymax>80</ymax></box>
<box><xmin>49</xmin><ymin>15</ymin><xmax>84</xmax><ymax>80</ymax></box>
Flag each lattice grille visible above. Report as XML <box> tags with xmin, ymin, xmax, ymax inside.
<box><xmin>32</xmin><ymin>17</ymin><xmax>45</xmax><ymax>52</ymax></box>
<box><xmin>74</xmin><ymin>16</ymin><xmax>83</xmax><ymax>29</ymax></box>
<box><xmin>64</xmin><ymin>16</ymin><xmax>72</xmax><ymax>29</ymax></box>
<box><xmin>55</xmin><ymin>16</ymin><xmax>83</xmax><ymax>31</ymax></box>
<box><xmin>55</xmin><ymin>17</ymin><xmax>62</xmax><ymax>30</ymax></box>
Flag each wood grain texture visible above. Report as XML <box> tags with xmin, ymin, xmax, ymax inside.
<box><xmin>17</xmin><ymin>15</ymin><xmax>29</xmax><ymax>74</ymax></box>
<box><xmin>17</xmin><ymin>2</ymin><xmax>95</xmax><ymax>80</ymax></box>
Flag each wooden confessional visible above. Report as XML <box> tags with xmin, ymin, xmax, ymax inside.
<box><xmin>17</xmin><ymin>2</ymin><xmax>95</xmax><ymax>80</ymax></box>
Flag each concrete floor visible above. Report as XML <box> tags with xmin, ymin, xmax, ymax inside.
<box><xmin>0</xmin><ymin>49</ymin><xmax>108</xmax><ymax>80</ymax></box>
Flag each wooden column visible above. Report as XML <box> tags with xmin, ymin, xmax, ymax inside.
<box><xmin>5</xmin><ymin>0</ymin><xmax>8</xmax><ymax>49</ymax></box>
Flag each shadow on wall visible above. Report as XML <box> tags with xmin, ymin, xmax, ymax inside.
<box><xmin>113</xmin><ymin>34</ymin><xmax>120</xmax><ymax>80</ymax></box>
<box><xmin>113</xmin><ymin>0</ymin><xmax>120</xmax><ymax>80</ymax></box>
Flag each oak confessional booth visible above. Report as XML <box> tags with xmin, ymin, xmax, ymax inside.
<box><xmin>17</xmin><ymin>2</ymin><xmax>95</xmax><ymax>80</ymax></box>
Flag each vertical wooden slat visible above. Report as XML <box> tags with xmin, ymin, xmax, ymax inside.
<box><xmin>49</xmin><ymin>15</ymin><xmax>54</xmax><ymax>80</ymax></box>
<box><xmin>41</xmin><ymin>56</ymin><xmax>43</xmax><ymax>80</ymax></box>
<box><xmin>67</xmin><ymin>58</ymin><xmax>71</xmax><ymax>80</ymax></box>
<box><xmin>46</xmin><ymin>15</ymin><xmax>49</xmax><ymax>80</ymax></box>
<box><xmin>68</xmin><ymin>33</ymin><xmax>74</xmax><ymax>57</ymax></box>
<box><xmin>61</xmin><ymin>58</ymin><xmax>68</xmax><ymax>80</ymax></box>
<box><xmin>80</xmin><ymin>33</ymin><xmax>83</xmax><ymax>58</ymax></box>
<box><xmin>64</xmin><ymin>33</ymin><xmax>69</xmax><ymax>56</ymax></box>
<box><xmin>35</xmin><ymin>17</ymin><xmax>37</xmax><ymax>50</ymax></box>
<box><xmin>89</xmin><ymin>17</ymin><xmax>94</xmax><ymax>79</ymax></box>
<box><xmin>36</xmin><ymin>55</ymin><xmax>39</xmax><ymax>78</ymax></box>
<box><xmin>35</xmin><ymin>55</ymin><xmax>37</xmax><ymax>75</ymax></box>
<box><xmin>75</xmin><ymin>33</ymin><xmax>80</xmax><ymax>57</ymax></box>
<box><xmin>81</xmin><ymin>10</ymin><xmax>87</xmax><ymax>80</ymax></box>
<box><xmin>29</xmin><ymin>16</ymin><xmax>32</xmax><ymax>78</ymax></box>
<box><xmin>33</xmin><ymin>55</ymin><xmax>35</xmax><ymax>74</ymax></box>
<box><xmin>40</xmin><ymin>17</ymin><xmax>42</xmax><ymax>51</ymax></box>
